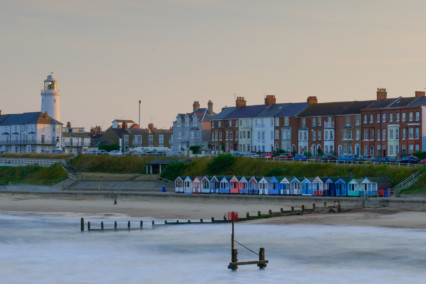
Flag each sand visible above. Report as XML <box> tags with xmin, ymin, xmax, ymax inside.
<box><xmin>1</xmin><ymin>194</ymin><xmax>426</xmax><ymax>229</ymax></box>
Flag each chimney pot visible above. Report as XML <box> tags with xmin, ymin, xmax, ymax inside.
<box><xmin>236</xmin><ymin>97</ymin><xmax>247</xmax><ymax>108</ymax></box>
<box><xmin>208</xmin><ymin>100</ymin><xmax>214</xmax><ymax>114</ymax></box>
<box><xmin>415</xmin><ymin>91</ymin><xmax>425</xmax><ymax>97</ymax></box>
<box><xmin>307</xmin><ymin>96</ymin><xmax>318</xmax><ymax>105</ymax></box>
<box><xmin>193</xmin><ymin>101</ymin><xmax>200</xmax><ymax>112</ymax></box>
<box><xmin>377</xmin><ymin>88</ymin><xmax>387</xmax><ymax>100</ymax></box>
<box><xmin>264</xmin><ymin>95</ymin><xmax>276</xmax><ymax>106</ymax></box>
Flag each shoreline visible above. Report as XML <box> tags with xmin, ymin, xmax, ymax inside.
<box><xmin>1</xmin><ymin>194</ymin><xmax>426</xmax><ymax>229</ymax></box>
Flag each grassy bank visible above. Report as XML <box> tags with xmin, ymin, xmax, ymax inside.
<box><xmin>0</xmin><ymin>164</ymin><xmax>68</xmax><ymax>185</ymax></box>
<box><xmin>70</xmin><ymin>154</ymin><xmax>166</xmax><ymax>173</ymax></box>
<box><xmin>1</xmin><ymin>153</ymin><xmax>74</xmax><ymax>159</ymax></box>
<box><xmin>400</xmin><ymin>172</ymin><xmax>426</xmax><ymax>194</ymax></box>
<box><xmin>181</xmin><ymin>157</ymin><xmax>419</xmax><ymax>185</ymax></box>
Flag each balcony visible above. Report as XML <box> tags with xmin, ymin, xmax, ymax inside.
<box><xmin>0</xmin><ymin>139</ymin><xmax>56</xmax><ymax>145</ymax></box>
<box><xmin>324</xmin><ymin>122</ymin><xmax>334</xmax><ymax>128</ymax></box>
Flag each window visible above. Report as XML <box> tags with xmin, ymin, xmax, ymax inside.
<box><xmin>211</xmin><ymin>121</ymin><xmax>214</xmax><ymax>128</ymax></box>
<box><xmin>239</xmin><ymin>120</ymin><xmax>242</xmax><ymax>126</ymax></box>
<box><xmin>193</xmin><ymin>117</ymin><xmax>197</xmax><ymax>126</ymax></box>
<box><xmin>134</xmin><ymin>135</ymin><xmax>142</xmax><ymax>145</ymax></box>
<box><xmin>248</xmin><ymin>131</ymin><xmax>250</xmax><ymax>139</ymax></box>
<box><xmin>356</xmin><ymin>130</ymin><xmax>360</xmax><ymax>140</ymax></box>
<box><xmin>159</xmin><ymin>135</ymin><xmax>164</xmax><ymax>146</ymax></box>
<box><xmin>229</xmin><ymin>120</ymin><xmax>232</xmax><ymax>127</ymax></box>
<box><xmin>402</xmin><ymin>145</ymin><xmax>406</xmax><ymax>154</ymax></box>
<box><xmin>396</xmin><ymin>113</ymin><xmax>400</xmax><ymax>122</ymax></box>
<box><xmin>364</xmin><ymin>115</ymin><xmax>367</xmax><ymax>124</ymax></box>
<box><xmin>396</xmin><ymin>129</ymin><xmax>399</xmax><ymax>139</ymax></box>
<box><xmin>415</xmin><ymin>128</ymin><xmax>419</xmax><ymax>139</ymax></box>
<box><xmin>409</xmin><ymin>112</ymin><xmax>413</xmax><ymax>121</ymax></box>
<box><xmin>377</xmin><ymin>129</ymin><xmax>380</xmax><ymax>141</ymax></box>
<box><xmin>402</xmin><ymin>128</ymin><xmax>406</xmax><ymax>140</ymax></box>
<box><xmin>302</xmin><ymin>118</ymin><xmax>306</xmax><ymax>127</ymax></box>
<box><xmin>356</xmin><ymin>116</ymin><xmax>360</xmax><ymax>126</ymax></box>
<box><xmin>370</xmin><ymin>130</ymin><xmax>374</xmax><ymax>140</ymax></box>
<box><xmin>218</xmin><ymin>121</ymin><xmax>221</xmax><ymax>127</ymax></box>
<box><xmin>409</xmin><ymin>128</ymin><xmax>413</xmax><ymax>139</ymax></box>
<box><xmin>402</xmin><ymin>113</ymin><xmax>406</xmax><ymax>122</ymax></box>
<box><xmin>409</xmin><ymin>145</ymin><xmax>414</xmax><ymax>154</ymax></box>
<box><xmin>346</xmin><ymin>117</ymin><xmax>351</xmax><ymax>126</ymax></box>
<box><xmin>317</xmin><ymin>130</ymin><xmax>321</xmax><ymax>140</ymax></box>
<box><xmin>275</xmin><ymin>117</ymin><xmax>279</xmax><ymax>126</ymax></box>
<box><xmin>382</xmin><ymin>113</ymin><xmax>386</xmax><ymax>122</ymax></box>
<box><xmin>148</xmin><ymin>135</ymin><xmax>153</xmax><ymax>146</ymax></box>
<box><xmin>325</xmin><ymin>130</ymin><xmax>328</xmax><ymax>140</ymax></box>
<box><xmin>389</xmin><ymin>129</ymin><xmax>393</xmax><ymax>140</ymax></box>
<box><xmin>382</xmin><ymin>129</ymin><xmax>386</xmax><ymax>140</ymax></box>
<box><xmin>284</xmin><ymin>117</ymin><xmax>289</xmax><ymax>126</ymax></box>
<box><xmin>364</xmin><ymin>130</ymin><xmax>368</xmax><ymax>140</ymax></box>
<box><xmin>219</xmin><ymin>132</ymin><xmax>222</xmax><ymax>140</ymax></box>
<box><xmin>230</xmin><ymin>131</ymin><xmax>233</xmax><ymax>140</ymax></box>
<box><xmin>312</xmin><ymin>131</ymin><xmax>316</xmax><ymax>141</ymax></box>
<box><xmin>416</xmin><ymin>144</ymin><xmax>419</xmax><ymax>152</ymax></box>
<box><xmin>390</xmin><ymin>113</ymin><xmax>393</xmax><ymax>122</ymax></box>
<box><xmin>275</xmin><ymin>129</ymin><xmax>279</xmax><ymax>139</ymax></box>
<box><xmin>124</xmin><ymin>135</ymin><xmax>129</xmax><ymax>144</ymax></box>
<box><xmin>369</xmin><ymin>114</ymin><xmax>373</xmax><ymax>123</ymax></box>
<box><xmin>377</xmin><ymin>114</ymin><xmax>380</xmax><ymax>123</ymax></box>
<box><xmin>318</xmin><ymin>117</ymin><xmax>321</xmax><ymax>126</ymax></box>
<box><xmin>312</xmin><ymin>118</ymin><xmax>316</xmax><ymax>127</ymax></box>
<box><xmin>416</xmin><ymin>112</ymin><xmax>420</xmax><ymax>121</ymax></box>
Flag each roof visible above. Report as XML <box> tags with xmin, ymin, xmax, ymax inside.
<box><xmin>298</xmin><ymin>101</ymin><xmax>375</xmax><ymax>117</ymax></box>
<box><xmin>276</xmin><ymin>102</ymin><xmax>309</xmax><ymax>116</ymax></box>
<box><xmin>62</xmin><ymin>132</ymin><xmax>91</xmax><ymax>138</ymax></box>
<box><xmin>225</xmin><ymin>105</ymin><xmax>267</xmax><ymax>119</ymax></box>
<box><xmin>113</xmin><ymin>119</ymin><xmax>135</xmax><ymax>123</ymax></box>
<box><xmin>0</xmin><ymin>112</ymin><xmax>62</xmax><ymax>126</ymax></box>
<box><xmin>211</xmin><ymin>107</ymin><xmax>237</xmax><ymax>120</ymax></box>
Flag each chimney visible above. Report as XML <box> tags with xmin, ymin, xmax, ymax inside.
<box><xmin>236</xmin><ymin>97</ymin><xmax>246</xmax><ymax>108</ymax></box>
<box><xmin>208</xmin><ymin>100</ymin><xmax>214</xmax><ymax>114</ymax></box>
<box><xmin>148</xmin><ymin>123</ymin><xmax>155</xmax><ymax>133</ymax></box>
<box><xmin>0</xmin><ymin>110</ymin><xmax>2</xmax><ymax>116</ymax></box>
<box><xmin>66</xmin><ymin>122</ymin><xmax>71</xmax><ymax>128</ymax></box>
<box><xmin>44</xmin><ymin>111</ymin><xmax>48</xmax><ymax>118</ymax></box>
<box><xmin>122</xmin><ymin>122</ymin><xmax>128</xmax><ymax>130</ymax></box>
<box><xmin>264</xmin><ymin>95</ymin><xmax>276</xmax><ymax>106</ymax></box>
<box><xmin>415</xmin><ymin>91</ymin><xmax>425</xmax><ymax>97</ymax></box>
<box><xmin>307</xmin><ymin>96</ymin><xmax>318</xmax><ymax>105</ymax></box>
<box><xmin>193</xmin><ymin>101</ymin><xmax>200</xmax><ymax>112</ymax></box>
<box><xmin>377</xmin><ymin>88</ymin><xmax>387</xmax><ymax>100</ymax></box>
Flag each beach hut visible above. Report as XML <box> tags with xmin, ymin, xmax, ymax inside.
<box><xmin>369</xmin><ymin>177</ymin><xmax>392</xmax><ymax>197</ymax></box>
<box><xmin>201</xmin><ymin>176</ymin><xmax>210</xmax><ymax>194</ymax></box>
<box><xmin>192</xmin><ymin>176</ymin><xmax>202</xmax><ymax>193</ymax></box>
<box><xmin>248</xmin><ymin>177</ymin><xmax>259</xmax><ymax>194</ymax></box>
<box><xmin>301</xmin><ymin>178</ymin><xmax>313</xmax><ymax>196</ymax></box>
<box><xmin>209</xmin><ymin>176</ymin><xmax>220</xmax><ymax>194</ymax></box>
<box><xmin>239</xmin><ymin>177</ymin><xmax>248</xmax><ymax>194</ymax></box>
<box><xmin>347</xmin><ymin>178</ymin><xmax>362</xmax><ymax>197</ymax></box>
<box><xmin>335</xmin><ymin>177</ymin><xmax>349</xmax><ymax>196</ymax></box>
<box><xmin>312</xmin><ymin>176</ymin><xmax>324</xmax><ymax>195</ymax></box>
<box><xmin>258</xmin><ymin>177</ymin><xmax>269</xmax><ymax>195</ymax></box>
<box><xmin>268</xmin><ymin>176</ymin><xmax>280</xmax><ymax>195</ymax></box>
<box><xmin>279</xmin><ymin>177</ymin><xmax>291</xmax><ymax>195</ymax></box>
<box><xmin>219</xmin><ymin>176</ymin><xmax>230</xmax><ymax>194</ymax></box>
<box><xmin>323</xmin><ymin>177</ymin><xmax>336</xmax><ymax>196</ymax></box>
<box><xmin>183</xmin><ymin>176</ymin><xmax>193</xmax><ymax>194</ymax></box>
<box><xmin>290</xmin><ymin>177</ymin><xmax>302</xmax><ymax>195</ymax></box>
<box><xmin>230</xmin><ymin>176</ymin><xmax>240</xmax><ymax>194</ymax></box>
<box><xmin>175</xmin><ymin>177</ymin><xmax>184</xmax><ymax>193</ymax></box>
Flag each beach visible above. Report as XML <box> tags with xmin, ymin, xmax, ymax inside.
<box><xmin>1</xmin><ymin>194</ymin><xmax>426</xmax><ymax>229</ymax></box>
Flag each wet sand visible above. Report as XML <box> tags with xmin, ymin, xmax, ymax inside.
<box><xmin>1</xmin><ymin>194</ymin><xmax>426</xmax><ymax>229</ymax></box>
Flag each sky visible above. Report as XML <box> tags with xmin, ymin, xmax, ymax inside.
<box><xmin>2</xmin><ymin>0</ymin><xmax>426</xmax><ymax>131</ymax></box>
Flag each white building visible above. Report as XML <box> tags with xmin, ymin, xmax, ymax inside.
<box><xmin>41</xmin><ymin>74</ymin><xmax>61</xmax><ymax>122</ymax></box>
<box><xmin>0</xmin><ymin>112</ymin><xmax>62</xmax><ymax>153</ymax></box>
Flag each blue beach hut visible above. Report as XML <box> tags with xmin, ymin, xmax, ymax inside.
<box><xmin>219</xmin><ymin>176</ymin><xmax>230</xmax><ymax>194</ymax></box>
<box><xmin>268</xmin><ymin>176</ymin><xmax>280</xmax><ymax>195</ymax></box>
<box><xmin>323</xmin><ymin>177</ymin><xmax>336</xmax><ymax>196</ymax></box>
<box><xmin>290</xmin><ymin>177</ymin><xmax>302</xmax><ymax>195</ymax></box>
<box><xmin>201</xmin><ymin>176</ymin><xmax>210</xmax><ymax>194</ymax></box>
<box><xmin>301</xmin><ymin>178</ymin><xmax>313</xmax><ymax>196</ymax></box>
<box><xmin>280</xmin><ymin>177</ymin><xmax>291</xmax><ymax>195</ymax></box>
<box><xmin>335</xmin><ymin>178</ymin><xmax>349</xmax><ymax>196</ymax></box>
<box><xmin>209</xmin><ymin>176</ymin><xmax>220</xmax><ymax>193</ymax></box>
<box><xmin>183</xmin><ymin>176</ymin><xmax>193</xmax><ymax>194</ymax></box>
<box><xmin>248</xmin><ymin>177</ymin><xmax>260</xmax><ymax>194</ymax></box>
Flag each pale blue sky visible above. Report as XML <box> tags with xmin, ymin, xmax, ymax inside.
<box><xmin>2</xmin><ymin>0</ymin><xmax>426</xmax><ymax>130</ymax></box>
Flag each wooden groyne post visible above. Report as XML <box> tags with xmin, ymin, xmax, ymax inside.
<box><xmin>81</xmin><ymin>218</ymin><xmax>84</xmax><ymax>232</ymax></box>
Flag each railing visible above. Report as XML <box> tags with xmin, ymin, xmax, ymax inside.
<box><xmin>0</xmin><ymin>139</ymin><xmax>56</xmax><ymax>145</ymax></box>
<box><xmin>390</xmin><ymin>166</ymin><xmax>425</xmax><ymax>196</ymax></box>
<box><xmin>0</xmin><ymin>157</ymin><xmax>66</xmax><ymax>167</ymax></box>
<box><xmin>63</xmin><ymin>142</ymin><xmax>91</xmax><ymax>147</ymax></box>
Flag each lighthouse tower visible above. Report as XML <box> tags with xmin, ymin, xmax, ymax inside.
<box><xmin>41</xmin><ymin>74</ymin><xmax>61</xmax><ymax>122</ymax></box>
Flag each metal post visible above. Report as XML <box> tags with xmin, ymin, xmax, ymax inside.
<box><xmin>80</xmin><ymin>218</ymin><xmax>84</xmax><ymax>232</ymax></box>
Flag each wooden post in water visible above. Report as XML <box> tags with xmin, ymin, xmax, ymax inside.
<box><xmin>268</xmin><ymin>209</ymin><xmax>272</xmax><ymax>215</ymax></box>
<box><xmin>88</xmin><ymin>222</ymin><xmax>91</xmax><ymax>231</ymax></box>
<box><xmin>152</xmin><ymin>220</ymin><xmax>155</xmax><ymax>227</ymax></box>
<box><xmin>101</xmin><ymin>221</ymin><xmax>104</xmax><ymax>230</ymax></box>
<box><xmin>80</xmin><ymin>218</ymin><xmax>84</xmax><ymax>232</ymax></box>
<box><xmin>312</xmin><ymin>203</ymin><xmax>316</xmax><ymax>210</ymax></box>
<box><xmin>114</xmin><ymin>221</ymin><xmax>117</xmax><ymax>230</ymax></box>
<box><xmin>228</xmin><ymin>219</ymin><xmax>238</xmax><ymax>271</ymax></box>
<box><xmin>128</xmin><ymin>221</ymin><xmax>131</xmax><ymax>230</ymax></box>
<box><xmin>301</xmin><ymin>205</ymin><xmax>305</xmax><ymax>214</ymax></box>
<box><xmin>280</xmin><ymin>208</ymin><xmax>284</xmax><ymax>213</ymax></box>
<box><xmin>140</xmin><ymin>221</ymin><xmax>143</xmax><ymax>229</ymax></box>
<box><xmin>200</xmin><ymin>218</ymin><xmax>203</xmax><ymax>223</ymax></box>
<box><xmin>258</xmin><ymin>248</ymin><xmax>267</xmax><ymax>269</ymax></box>
<box><xmin>211</xmin><ymin>217</ymin><xmax>215</xmax><ymax>223</ymax></box>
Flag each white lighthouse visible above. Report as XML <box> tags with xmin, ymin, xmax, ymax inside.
<box><xmin>41</xmin><ymin>74</ymin><xmax>61</xmax><ymax>122</ymax></box>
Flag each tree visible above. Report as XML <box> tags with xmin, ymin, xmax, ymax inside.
<box><xmin>160</xmin><ymin>161</ymin><xmax>187</xmax><ymax>181</ymax></box>
<box><xmin>207</xmin><ymin>154</ymin><xmax>236</xmax><ymax>175</ymax></box>
<box><xmin>317</xmin><ymin>146</ymin><xmax>324</xmax><ymax>156</ymax></box>
<box><xmin>98</xmin><ymin>143</ymin><xmax>119</xmax><ymax>152</ymax></box>
<box><xmin>221</xmin><ymin>143</ymin><xmax>226</xmax><ymax>152</ymax></box>
<box><xmin>189</xmin><ymin>145</ymin><xmax>202</xmax><ymax>154</ymax></box>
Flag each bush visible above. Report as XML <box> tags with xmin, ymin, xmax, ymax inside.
<box><xmin>264</xmin><ymin>167</ymin><xmax>286</xmax><ymax>177</ymax></box>
<box><xmin>98</xmin><ymin>143</ymin><xmax>119</xmax><ymax>152</ymax></box>
<box><xmin>70</xmin><ymin>154</ymin><xmax>158</xmax><ymax>173</ymax></box>
<box><xmin>189</xmin><ymin>145</ymin><xmax>201</xmax><ymax>154</ymax></box>
<box><xmin>161</xmin><ymin>162</ymin><xmax>188</xmax><ymax>181</ymax></box>
<box><xmin>0</xmin><ymin>163</ymin><xmax>68</xmax><ymax>185</ymax></box>
<box><xmin>207</xmin><ymin>154</ymin><xmax>236</xmax><ymax>175</ymax></box>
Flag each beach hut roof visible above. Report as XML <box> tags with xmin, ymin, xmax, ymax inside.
<box><xmin>239</xmin><ymin>176</ymin><xmax>248</xmax><ymax>182</ymax></box>
<box><xmin>280</xmin><ymin>177</ymin><xmax>291</xmax><ymax>183</ymax></box>
<box><xmin>209</xmin><ymin>176</ymin><xmax>219</xmax><ymax>182</ymax></box>
<box><xmin>268</xmin><ymin>176</ymin><xmax>279</xmax><ymax>183</ymax></box>
<box><xmin>175</xmin><ymin>177</ymin><xmax>184</xmax><ymax>182</ymax></box>
<box><xmin>259</xmin><ymin>177</ymin><xmax>269</xmax><ymax>183</ymax></box>
<box><xmin>291</xmin><ymin>177</ymin><xmax>301</xmax><ymax>182</ymax></box>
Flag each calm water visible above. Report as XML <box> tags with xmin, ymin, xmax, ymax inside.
<box><xmin>1</xmin><ymin>212</ymin><xmax>426</xmax><ymax>284</ymax></box>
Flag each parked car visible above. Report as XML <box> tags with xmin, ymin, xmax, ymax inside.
<box><xmin>398</xmin><ymin>156</ymin><xmax>419</xmax><ymax>164</ymax></box>
<box><xmin>357</xmin><ymin>155</ymin><xmax>372</xmax><ymax>162</ymax></box>
<box><xmin>337</xmin><ymin>154</ymin><xmax>357</xmax><ymax>162</ymax></box>
<box><xmin>109</xmin><ymin>150</ymin><xmax>123</xmax><ymax>156</ymax></box>
<box><xmin>320</xmin><ymin>155</ymin><xmax>336</xmax><ymax>161</ymax></box>
<box><xmin>97</xmin><ymin>149</ymin><xmax>108</xmax><ymax>155</ymax></box>
<box><xmin>276</xmin><ymin>153</ymin><xmax>293</xmax><ymax>160</ymax></box>
<box><xmin>372</xmin><ymin>157</ymin><xmax>393</xmax><ymax>163</ymax></box>
<box><xmin>292</xmin><ymin>154</ymin><xmax>307</xmax><ymax>161</ymax></box>
<box><xmin>246</xmin><ymin>153</ymin><xmax>259</xmax><ymax>158</ymax></box>
<box><xmin>259</xmin><ymin>153</ymin><xmax>272</xmax><ymax>159</ymax></box>
<box><xmin>420</xmin><ymin>159</ymin><xmax>426</xmax><ymax>164</ymax></box>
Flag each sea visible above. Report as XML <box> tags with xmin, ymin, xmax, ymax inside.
<box><xmin>1</xmin><ymin>211</ymin><xmax>426</xmax><ymax>284</ymax></box>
